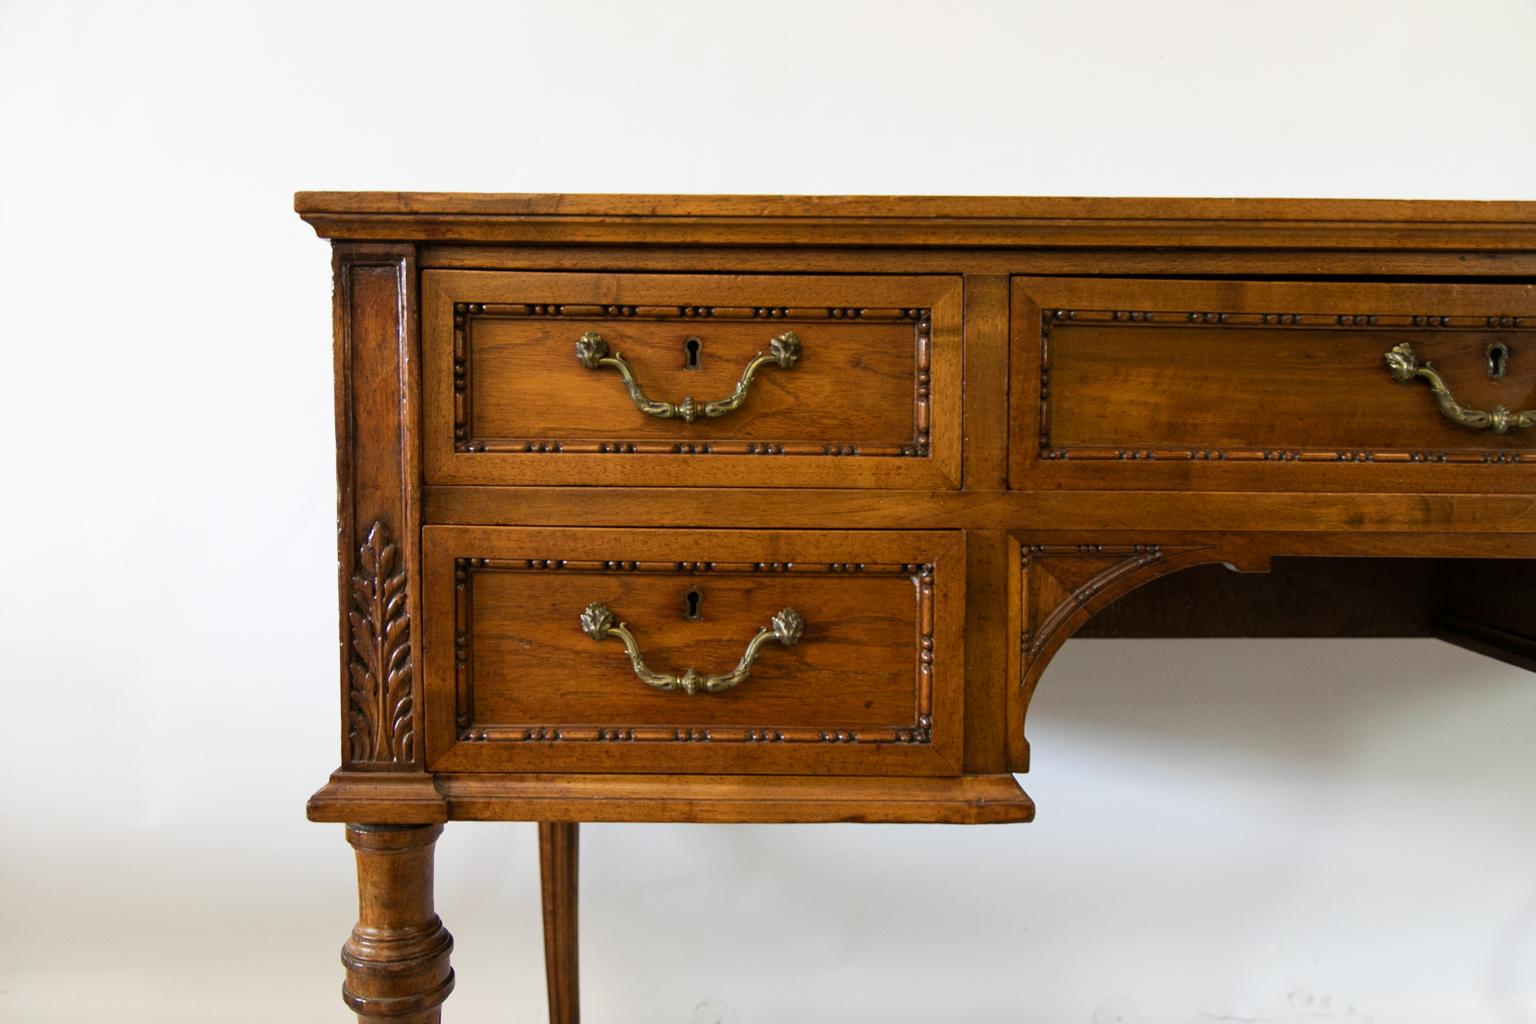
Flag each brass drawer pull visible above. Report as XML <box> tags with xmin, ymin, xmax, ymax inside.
<box><xmin>575</xmin><ymin>330</ymin><xmax>802</xmax><ymax>423</ymax></box>
<box><xmin>579</xmin><ymin>602</ymin><xmax>804</xmax><ymax>695</ymax></box>
<box><xmin>1385</xmin><ymin>342</ymin><xmax>1535</xmax><ymax>434</ymax></box>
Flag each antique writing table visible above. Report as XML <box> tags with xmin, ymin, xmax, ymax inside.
<box><xmin>298</xmin><ymin>193</ymin><xmax>1536</xmax><ymax>1022</ymax></box>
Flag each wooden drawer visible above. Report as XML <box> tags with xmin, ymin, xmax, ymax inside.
<box><xmin>423</xmin><ymin>271</ymin><xmax>962</xmax><ymax>488</ymax></box>
<box><xmin>1012</xmin><ymin>278</ymin><xmax>1536</xmax><ymax>489</ymax></box>
<box><xmin>421</xmin><ymin>527</ymin><xmax>965</xmax><ymax>774</ymax></box>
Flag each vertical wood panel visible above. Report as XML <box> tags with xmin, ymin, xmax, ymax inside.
<box><xmin>963</xmin><ymin>530</ymin><xmax>1009</xmax><ymax>773</ymax></box>
<box><xmin>335</xmin><ymin>242</ymin><xmax>422</xmax><ymax>769</ymax></box>
<box><xmin>962</xmin><ymin>275</ymin><xmax>1010</xmax><ymax>490</ymax></box>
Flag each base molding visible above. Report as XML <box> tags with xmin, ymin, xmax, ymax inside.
<box><xmin>308</xmin><ymin>771</ymin><xmax>1034</xmax><ymax>825</ymax></box>
<box><xmin>309</xmin><ymin>773</ymin><xmax>448</xmax><ymax>823</ymax></box>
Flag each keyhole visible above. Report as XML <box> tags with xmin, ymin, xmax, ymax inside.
<box><xmin>684</xmin><ymin>337</ymin><xmax>702</xmax><ymax>370</ymax></box>
<box><xmin>683</xmin><ymin>588</ymin><xmax>703</xmax><ymax>620</ymax></box>
<box><xmin>1488</xmin><ymin>341</ymin><xmax>1510</xmax><ymax>380</ymax></box>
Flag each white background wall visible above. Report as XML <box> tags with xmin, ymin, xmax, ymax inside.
<box><xmin>2</xmin><ymin>2</ymin><xmax>1533</xmax><ymax>1021</ymax></box>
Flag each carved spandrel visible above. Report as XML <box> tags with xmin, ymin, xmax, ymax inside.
<box><xmin>1020</xmin><ymin>545</ymin><xmax>1169</xmax><ymax>661</ymax></box>
<box><xmin>1016</xmin><ymin>543</ymin><xmax>1254</xmax><ymax>686</ymax></box>
<box><xmin>1013</xmin><ymin>541</ymin><xmax>1246</xmax><ymax>772</ymax></box>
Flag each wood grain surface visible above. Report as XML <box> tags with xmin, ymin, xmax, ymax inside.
<box><xmin>420</xmin><ymin>527</ymin><xmax>965</xmax><ymax>775</ymax></box>
<box><xmin>421</xmin><ymin>271</ymin><xmax>962</xmax><ymax>488</ymax></box>
<box><xmin>1015</xmin><ymin>278</ymin><xmax>1536</xmax><ymax>487</ymax></box>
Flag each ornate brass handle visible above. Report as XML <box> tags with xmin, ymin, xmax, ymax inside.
<box><xmin>575</xmin><ymin>330</ymin><xmax>802</xmax><ymax>423</ymax></box>
<box><xmin>1385</xmin><ymin>342</ymin><xmax>1535</xmax><ymax>434</ymax></box>
<box><xmin>579</xmin><ymin>602</ymin><xmax>804</xmax><ymax>695</ymax></box>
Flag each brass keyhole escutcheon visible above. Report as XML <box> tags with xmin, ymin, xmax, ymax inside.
<box><xmin>1488</xmin><ymin>341</ymin><xmax>1510</xmax><ymax>380</ymax></box>
<box><xmin>684</xmin><ymin>588</ymin><xmax>703</xmax><ymax>620</ymax></box>
<box><xmin>1385</xmin><ymin>341</ymin><xmax>1535</xmax><ymax>433</ymax></box>
<box><xmin>684</xmin><ymin>337</ymin><xmax>702</xmax><ymax>370</ymax></box>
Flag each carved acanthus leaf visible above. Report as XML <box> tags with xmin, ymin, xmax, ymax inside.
<box><xmin>348</xmin><ymin>521</ymin><xmax>414</xmax><ymax>764</ymax></box>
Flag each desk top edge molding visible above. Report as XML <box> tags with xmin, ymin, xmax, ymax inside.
<box><xmin>295</xmin><ymin>192</ymin><xmax>1536</xmax><ymax>249</ymax></box>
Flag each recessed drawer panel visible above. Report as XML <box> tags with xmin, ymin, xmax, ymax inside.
<box><xmin>423</xmin><ymin>272</ymin><xmax>962</xmax><ymax>488</ymax></box>
<box><xmin>422</xmin><ymin>527</ymin><xmax>965</xmax><ymax>775</ymax></box>
<box><xmin>1012</xmin><ymin>278</ymin><xmax>1536</xmax><ymax>490</ymax></box>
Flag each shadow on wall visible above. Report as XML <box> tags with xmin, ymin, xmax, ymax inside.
<box><xmin>564</xmin><ymin>637</ymin><xmax>1536</xmax><ymax>1024</ymax></box>
<box><xmin>1033</xmin><ymin>636</ymin><xmax>1535</xmax><ymax>778</ymax></box>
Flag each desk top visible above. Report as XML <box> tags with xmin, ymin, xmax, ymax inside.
<box><xmin>294</xmin><ymin>192</ymin><xmax>1536</xmax><ymax>248</ymax></box>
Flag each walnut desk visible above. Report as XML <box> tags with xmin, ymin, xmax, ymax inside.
<box><xmin>298</xmin><ymin>193</ymin><xmax>1536</xmax><ymax>1022</ymax></box>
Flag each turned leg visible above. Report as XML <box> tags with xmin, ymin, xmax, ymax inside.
<box><xmin>342</xmin><ymin>823</ymin><xmax>455</xmax><ymax>1024</ymax></box>
<box><xmin>539</xmin><ymin>821</ymin><xmax>580</xmax><ymax>1024</ymax></box>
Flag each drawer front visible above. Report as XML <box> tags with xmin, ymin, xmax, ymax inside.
<box><xmin>1012</xmin><ymin>278</ymin><xmax>1536</xmax><ymax>490</ymax></box>
<box><xmin>421</xmin><ymin>527</ymin><xmax>965</xmax><ymax>774</ymax></box>
<box><xmin>423</xmin><ymin>272</ymin><xmax>963</xmax><ymax>488</ymax></box>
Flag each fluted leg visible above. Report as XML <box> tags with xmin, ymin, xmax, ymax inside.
<box><xmin>539</xmin><ymin>822</ymin><xmax>580</xmax><ymax>1024</ymax></box>
<box><xmin>342</xmin><ymin>823</ymin><xmax>455</xmax><ymax>1023</ymax></box>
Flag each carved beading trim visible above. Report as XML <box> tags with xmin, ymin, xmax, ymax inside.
<box><xmin>1039</xmin><ymin>312</ymin><xmax>1053</xmax><ymax>451</ymax></box>
<box><xmin>1043</xmin><ymin>448</ymin><xmax>1529</xmax><ymax>464</ymax></box>
<box><xmin>1041</xmin><ymin>309</ymin><xmax>1530</xmax><ymax>330</ymax></box>
<box><xmin>452</xmin><ymin>560</ymin><xmax>935</xmax><ymax>746</ymax></box>
<box><xmin>348</xmin><ymin>521</ymin><xmax>415</xmax><ymax>764</ymax></box>
<box><xmin>456</xmin><ymin>303</ymin><xmax>930</xmax><ymax>322</ymax></box>
<box><xmin>452</xmin><ymin>303</ymin><xmax>932</xmax><ymax>457</ymax></box>
<box><xmin>452</xmin><ymin>558</ymin><xmax>930</xmax><ymax>575</ymax></box>
<box><xmin>914</xmin><ymin>562</ymin><xmax>935</xmax><ymax>743</ymax></box>
<box><xmin>451</xmin><ymin>303</ymin><xmax>469</xmax><ymax>446</ymax></box>
<box><xmin>909</xmin><ymin>315</ymin><xmax>933</xmax><ymax>457</ymax></box>
<box><xmin>452</xmin><ymin>557</ymin><xmax>474</xmax><ymax>736</ymax></box>
<box><xmin>1036</xmin><ymin>308</ymin><xmax>1534</xmax><ymax>463</ymax></box>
